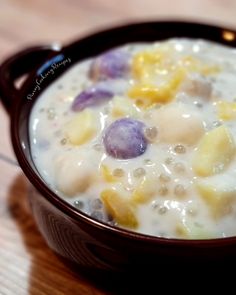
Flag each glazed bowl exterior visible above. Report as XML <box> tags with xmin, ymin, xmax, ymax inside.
<box><xmin>1</xmin><ymin>21</ymin><xmax>236</xmax><ymax>272</ymax></box>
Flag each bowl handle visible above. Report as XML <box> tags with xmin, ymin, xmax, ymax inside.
<box><xmin>0</xmin><ymin>45</ymin><xmax>61</xmax><ymax>113</ymax></box>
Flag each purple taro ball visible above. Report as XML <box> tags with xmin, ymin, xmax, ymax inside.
<box><xmin>90</xmin><ymin>49</ymin><xmax>130</xmax><ymax>81</ymax></box>
<box><xmin>72</xmin><ymin>84</ymin><xmax>114</xmax><ymax>112</ymax></box>
<box><xmin>104</xmin><ymin>118</ymin><xmax>147</xmax><ymax>159</ymax></box>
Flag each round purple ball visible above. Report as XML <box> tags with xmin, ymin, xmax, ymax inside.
<box><xmin>103</xmin><ymin>118</ymin><xmax>147</xmax><ymax>159</ymax></box>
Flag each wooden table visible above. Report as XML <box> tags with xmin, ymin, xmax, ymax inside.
<box><xmin>1</xmin><ymin>0</ymin><xmax>236</xmax><ymax>294</ymax></box>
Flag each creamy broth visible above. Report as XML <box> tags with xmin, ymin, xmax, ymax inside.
<box><xmin>30</xmin><ymin>39</ymin><xmax>236</xmax><ymax>239</ymax></box>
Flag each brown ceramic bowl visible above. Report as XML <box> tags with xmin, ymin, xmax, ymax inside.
<box><xmin>1</xmin><ymin>21</ymin><xmax>236</xmax><ymax>273</ymax></box>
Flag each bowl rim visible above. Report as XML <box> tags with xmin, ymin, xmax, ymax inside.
<box><xmin>9</xmin><ymin>19</ymin><xmax>236</xmax><ymax>246</ymax></box>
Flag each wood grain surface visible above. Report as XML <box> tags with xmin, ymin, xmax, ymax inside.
<box><xmin>1</xmin><ymin>0</ymin><xmax>236</xmax><ymax>294</ymax></box>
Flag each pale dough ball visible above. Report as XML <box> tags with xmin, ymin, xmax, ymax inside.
<box><xmin>54</xmin><ymin>152</ymin><xmax>96</xmax><ymax>196</ymax></box>
<box><xmin>151</xmin><ymin>103</ymin><xmax>205</xmax><ymax>145</ymax></box>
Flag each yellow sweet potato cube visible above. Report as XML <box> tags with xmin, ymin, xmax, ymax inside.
<box><xmin>196</xmin><ymin>175</ymin><xmax>236</xmax><ymax>218</ymax></box>
<box><xmin>128</xmin><ymin>68</ymin><xmax>186</xmax><ymax>107</ymax></box>
<box><xmin>132</xmin><ymin>176</ymin><xmax>157</xmax><ymax>204</ymax></box>
<box><xmin>132</xmin><ymin>50</ymin><xmax>165</xmax><ymax>81</ymax></box>
<box><xmin>65</xmin><ymin>109</ymin><xmax>98</xmax><ymax>145</ymax></box>
<box><xmin>192</xmin><ymin>125</ymin><xmax>235</xmax><ymax>176</ymax></box>
<box><xmin>101</xmin><ymin>189</ymin><xmax>138</xmax><ymax>228</ymax></box>
<box><xmin>217</xmin><ymin>101</ymin><xmax>236</xmax><ymax>121</ymax></box>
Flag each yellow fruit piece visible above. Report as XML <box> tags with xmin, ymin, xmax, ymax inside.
<box><xmin>111</xmin><ymin>96</ymin><xmax>139</xmax><ymax>118</ymax></box>
<box><xmin>65</xmin><ymin>109</ymin><xmax>98</xmax><ymax>145</ymax></box>
<box><xmin>101</xmin><ymin>189</ymin><xmax>138</xmax><ymax>228</ymax></box>
<box><xmin>196</xmin><ymin>175</ymin><xmax>236</xmax><ymax>218</ymax></box>
<box><xmin>192</xmin><ymin>125</ymin><xmax>235</xmax><ymax>176</ymax></box>
<box><xmin>132</xmin><ymin>176</ymin><xmax>157</xmax><ymax>204</ymax></box>
<box><xmin>130</xmin><ymin>47</ymin><xmax>219</xmax><ymax>109</ymax></box>
<box><xmin>217</xmin><ymin>101</ymin><xmax>236</xmax><ymax>121</ymax></box>
<box><xmin>128</xmin><ymin>68</ymin><xmax>186</xmax><ymax>107</ymax></box>
<box><xmin>128</xmin><ymin>83</ymin><xmax>169</xmax><ymax>106</ymax></box>
<box><xmin>132</xmin><ymin>48</ymin><xmax>220</xmax><ymax>86</ymax></box>
<box><xmin>132</xmin><ymin>50</ymin><xmax>165</xmax><ymax>80</ymax></box>
<box><xmin>100</xmin><ymin>165</ymin><xmax>116</xmax><ymax>182</ymax></box>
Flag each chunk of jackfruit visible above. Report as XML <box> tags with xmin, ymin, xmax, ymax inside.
<box><xmin>65</xmin><ymin>109</ymin><xmax>98</xmax><ymax>145</ymax></box>
<box><xmin>128</xmin><ymin>68</ymin><xmax>186</xmax><ymax>107</ymax></box>
<box><xmin>132</xmin><ymin>176</ymin><xmax>157</xmax><ymax>204</ymax></box>
<box><xmin>217</xmin><ymin>101</ymin><xmax>236</xmax><ymax>121</ymax></box>
<box><xmin>192</xmin><ymin>125</ymin><xmax>235</xmax><ymax>176</ymax></box>
<box><xmin>101</xmin><ymin>189</ymin><xmax>138</xmax><ymax>228</ymax></box>
<box><xmin>196</xmin><ymin>174</ymin><xmax>236</xmax><ymax>218</ymax></box>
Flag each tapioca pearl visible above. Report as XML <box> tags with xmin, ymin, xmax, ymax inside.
<box><xmin>174</xmin><ymin>144</ymin><xmax>186</xmax><ymax>154</ymax></box>
<box><xmin>144</xmin><ymin>159</ymin><xmax>153</xmax><ymax>166</ymax></box>
<box><xmin>212</xmin><ymin>120</ymin><xmax>222</xmax><ymax>128</ymax></box>
<box><xmin>159</xmin><ymin>173</ymin><xmax>171</xmax><ymax>182</ymax></box>
<box><xmin>193</xmin><ymin>101</ymin><xmax>203</xmax><ymax>108</ymax></box>
<box><xmin>89</xmin><ymin>198</ymin><xmax>103</xmax><ymax>210</ymax></box>
<box><xmin>158</xmin><ymin>206</ymin><xmax>168</xmax><ymax>215</ymax></box>
<box><xmin>74</xmin><ymin>200</ymin><xmax>84</xmax><ymax>209</ymax></box>
<box><xmin>112</xmin><ymin>168</ymin><xmax>125</xmax><ymax>177</ymax></box>
<box><xmin>60</xmin><ymin>138</ymin><xmax>67</xmax><ymax>145</ymax></box>
<box><xmin>144</xmin><ymin>126</ymin><xmax>158</xmax><ymax>142</ymax></box>
<box><xmin>93</xmin><ymin>143</ymin><xmax>103</xmax><ymax>151</ymax></box>
<box><xmin>158</xmin><ymin>185</ymin><xmax>169</xmax><ymax>196</ymax></box>
<box><xmin>133</xmin><ymin>167</ymin><xmax>146</xmax><ymax>178</ymax></box>
<box><xmin>165</xmin><ymin>157</ymin><xmax>173</xmax><ymax>165</ymax></box>
<box><xmin>173</xmin><ymin>162</ymin><xmax>185</xmax><ymax>173</ymax></box>
<box><xmin>47</xmin><ymin>108</ymin><xmax>56</xmax><ymax>120</ymax></box>
<box><xmin>187</xmin><ymin>204</ymin><xmax>198</xmax><ymax>217</ymax></box>
<box><xmin>151</xmin><ymin>201</ymin><xmax>160</xmax><ymax>210</ymax></box>
<box><xmin>174</xmin><ymin>184</ymin><xmax>186</xmax><ymax>197</ymax></box>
